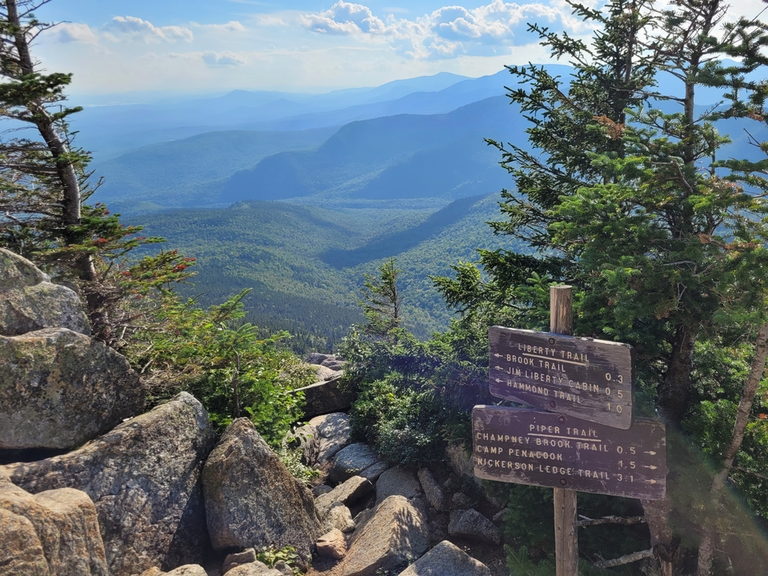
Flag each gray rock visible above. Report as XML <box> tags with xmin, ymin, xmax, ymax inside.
<box><xmin>0</xmin><ymin>507</ymin><xmax>49</xmax><ymax>576</ymax></box>
<box><xmin>309</xmin><ymin>412</ymin><xmax>351</xmax><ymax>464</ymax></box>
<box><xmin>376</xmin><ymin>467</ymin><xmax>422</xmax><ymax>505</ymax></box>
<box><xmin>313</xmin><ymin>484</ymin><xmax>333</xmax><ymax>497</ymax></box>
<box><xmin>330</xmin><ymin>443</ymin><xmax>381</xmax><ymax>484</ymax></box>
<box><xmin>359</xmin><ymin>460</ymin><xmax>389</xmax><ymax>482</ymax></box>
<box><xmin>0</xmin><ymin>248</ymin><xmax>90</xmax><ymax>337</ymax></box>
<box><xmin>341</xmin><ymin>495</ymin><xmax>429</xmax><ymax>576</ymax></box>
<box><xmin>0</xmin><ymin>475</ymin><xmax>108</xmax><ymax>576</ymax></box>
<box><xmin>417</xmin><ymin>468</ymin><xmax>446</xmax><ymax>512</ymax></box>
<box><xmin>322</xmin><ymin>502</ymin><xmax>356</xmax><ymax>533</ymax></box>
<box><xmin>142</xmin><ymin>566</ymin><xmax>207</xmax><ymax>576</ymax></box>
<box><xmin>451</xmin><ymin>492</ymin><xmax>471</xmax><ymax>509</ymax></box>
<box><xmin>317</xmin><ymin>528</ymin><xmax>347</xmax><ymax>560</ymax></box>
<box><xmin>305</xmin><ymin>353</ymin><xmax>331</xmax><ymax>364</ymax></box>
<box><xmin>223</xmin><ymin>548</ymin><xmax>257</xmax><ymax>573</ymax></box>
<box><xmin>321</xmin><ymin>359</ymin><xmax>345</xmax><ymax>371</ymax></box>
<box><xmin>2</xmin><ymin>392</ymin><xmax>216</xmax><ymax>576</ymax></box>
<box><xmin>272</xmin><ymin>560</ymin><xmax>294</xmax><ymax>576</ymax></box>
<box><xmin>445</xmin><ymin>442</ymin><xmax>474</xmax><ymax>480</ymax></box>
<box><xmin>0</xmin><ymin>327</ymin><xmax>146</xmax><ymax>450</ymax></box>
<box><xmin>308</xmin><ymin>364</ymin><xmax>339</xmax><ymax>381</ymax></box>
<box><xmin>295</xmin><ymin>377</ymin><xmax>353</xmax><ymax>419</ymax></box>
<box><xmin>226</xmin><ymin>562</ymin><xmax>283</xmax><ymax>576</ymax></box>
<box><xmin>315</xmin><ymin>475</ymin><xmax>374</xmax><ymax>518</ymax></box>
<box><xmin>397</xmin><ymin>540</ymin><xmax>491</xmax><ymax>576</ymax></box>
<box><xmin>203</xmin><ymin>418</ymin><xmax>321</xmax><ymax>566</ymax></box>
<box><xmin>447</xmin><ymin>508</ymin><xmax>501</xmax><ymax>545</ymax></box>
<box><xmin>167</xmin><ymin>567</ymin><xmax>208</xmax><ymax>576</ymax></box>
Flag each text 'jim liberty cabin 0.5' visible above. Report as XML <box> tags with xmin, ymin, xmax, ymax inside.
<box><xmin>488</xmin><ymin>326</ymin><xmax>634</xmax><ymax>429</ymax></box>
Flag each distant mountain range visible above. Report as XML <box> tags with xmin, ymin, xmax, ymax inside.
<box><xmin>82</xmin><ymin>64</ymin><xmax>768</xmax><ymax>352</ymax></box>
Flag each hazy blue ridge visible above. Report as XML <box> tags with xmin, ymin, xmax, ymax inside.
<box><xmin>219</xmin><ymin>96</ymin><xmax>526</xmax><ymax>205</ymax></box>
<box><xmin>72</xmin><ymin>71</ymin><xmax>472</xmax><ymax>158</ymax></box>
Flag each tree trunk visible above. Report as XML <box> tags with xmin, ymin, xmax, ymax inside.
<box><xmin>642</xmin><ymin>496</ymin><xmax>676</xmax><ymax>576</ymax></box>
<box><xmin>696</xmin><ymin>322</ymin><xmax>768</xmax><ymax>575</ymax></box>
<box><xmin>5</xmin><ymin>0</ymin><xmax>96</xmax><ymax>283</ymax></box>
<box><xmin>658</xmin><ymin>326</ymin><xmax>696</xmax><ymax>422</ymax></box>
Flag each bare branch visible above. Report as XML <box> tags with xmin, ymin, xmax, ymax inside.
<box><xmin>577</xmin><ymin>514</ymin><xmax>647</xmax><ymax>528</ymax></box>
<box><xmin>593</xmin><ymin>548</ymin><xmax>655</xmax><ymax>569</ymax></box>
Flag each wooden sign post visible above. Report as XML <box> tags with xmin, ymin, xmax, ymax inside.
<box><xmin>474</xmin><ymin>286</ymin><xmax>667</xmax><ymax>574</ymax></box>
<box><xmin>550</xmin><ymin>286</ymin><xmax>578</xmax><ymax>576</ymax></box>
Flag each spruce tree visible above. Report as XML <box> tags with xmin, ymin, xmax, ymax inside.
<box><xmin>437</xmin><ymin>0</ymin><xmax>768</xmax><ymax>572</ymax></box>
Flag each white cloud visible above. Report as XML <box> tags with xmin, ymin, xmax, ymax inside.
<box><xmin>301</xmin><ymin>1</ymin><xmax>578</xmax><ymax>59</ymax></box>
<box><xmin>301</xmin><ymin>1</ymin><xmax>389</xmax><ymax>35</ymax></box>
<box><xmin>106</xmin><ymin>16</ymin><xmax>194</xmax><ymax>43</ymax></box>
<box><xmin>52</xmin><ymin>22</ymin><xmax>99</xmax><ymax>44</ymax></box>
<box><xmin>202</xmin><ymin>50</ymin><xmax>247</xmax><ymax>67</ymax></box>
<box><xmin>193</xmin><ymin>21</ymin><xmax>247</xmax><ymax>33</ymax></box>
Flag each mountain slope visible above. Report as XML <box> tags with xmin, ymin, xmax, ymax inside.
<box><xmin>220</xmin><ymin>96</ymin><xmax>525</xmax><ymax>205</ymax></box>
<box><xmin>92</xmin><ymin>127</ymin><xmax>338</xmax><ymax>214</ymax></box>
<box><xmin>133</xmin><ymin>195</ymin><xmax>514</xmax><ymax>349</ymax></box>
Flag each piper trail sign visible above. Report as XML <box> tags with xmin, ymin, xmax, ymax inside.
<box><xmin>489</xmin><ymin>326</ymin><xmax>635</xmax><ymax>429</ymax></box>
<box><xmin>473</xmin><ymin>405</ymin><xmax>667</xmax><ymax>500</ymax></box>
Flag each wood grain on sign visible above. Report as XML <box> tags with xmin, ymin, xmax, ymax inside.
<box><xmin>489</xmin><ymin>326</ymin><xmax>634</xmax><ymax>429</ymax></box>
<box><xmin>472</xmin><ymin>405</ymin><xmax>666</xmax><ymax>500</ymax></box>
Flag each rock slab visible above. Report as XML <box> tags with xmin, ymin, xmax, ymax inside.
<box><xmin>397</xmin><ymin>540</ymin><xmax>491</xmax><ymax>576</ymax></box>
<box><xmin>0</xmin><ymin>248</ymin><xmax>90</xmax><ymax>337</ymax></box>
<box><xmin>329</xmin><ymin>443</ymin><xmax>382</xmax><ymax>484</ymax></box>
<box><xmin>0</xmin><ymin>327</ymin><xmax>145</xmax><ymax>450</ymax></box>
<box><xmin>0</xmin><ymin>472</ymin><xmax>108</xmax><ymax>576</ymax></box>
<box><xmin>447</xmin><ymin>508</ymin><xmax>501</xmax><ymax>544</ymax></box>
<box><xmin>341</xmin><ymin>495</ymin><xmax>429</xmax><ymax>576</ymax></box>
<box><xmin>2</xmin><ymin>392</ymin><xmax>216</xmax><ymax>576</ymax></box>
<box><xmin>203</xmin><ymin>418</ymin><xmax>321</xmax><ymax>566</ymax></box>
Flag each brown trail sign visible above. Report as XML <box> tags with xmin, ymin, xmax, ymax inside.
<box><xmin>489</xmin><ymin>326</ymin><xmax>634</xmax><ymax>429</ymax></box>
<box><xmin>473</xmin><ymin>405</ymin><xmax>667</xmax><ymax>500</ymax></box>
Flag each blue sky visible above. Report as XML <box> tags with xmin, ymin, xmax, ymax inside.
<box><xmin>30</xmin><ymin>0</ymin><xmax>768</xmax><ymax>99</ymax></box>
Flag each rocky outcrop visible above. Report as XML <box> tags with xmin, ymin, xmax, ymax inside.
<box><xmin>295</xmin><ymin>377</ymin><xmax>354</xmax><ymax>419</ymax></box>
<box><xmin>341</xmin><ymin>495</ymin><xmax>429</xmax><ymax>576</ymax></box>
<box><xmin>397</xmin><ymin>540</ymin><xmax>491</xmax><ymax>576</ymax></box>
<box><xmin>0</xmin><ymin>248</ymin><xmax>89</xmax><ymax>337</ymax></box>
<box><xmin>447</xmin><ymin>508</ymin><xmax>501</xmax><ymax>544</ymax></box>
<box><xmin>139</xmin><ymin>566</ymin><xmax>208</xmax><ymax>576</ymax></box>
<box><xmin>309</xmin><ymin>412</ymin><xmax>351</xmax><ymax>465</ymax></box>
<box><xmin>2</xmin><ymin>393</ymin><xmax>216</xmax><ymax>576</ymax></box>
<box><xmin>0</xmin><ymin>327</ymin><xmax>146</xmax><ymax>450</ymax></box>
<box><xmin>417</xmin><ymin>468</ymin><xmax>446</xmax><ymax>512</ymax></box>
<box><xmin>202</xmin><ymin>418</ymin><xmax>322</xmax><ymax>566</ymax></box>
<box><xmin>375</xmin><ymin>466</ymin><xmax>422</xmax><ymax>505</ymax></box>
<box><xmin>0</xmin><ymin>471</ymin><xmax>108</xmax><ymax>575</ymax></box>
<box><xmin>329</xmin><ymin>443</ymin><xmax>385</xmax><ymax>484</ymax></box>
<box><xmin>317</xmin><ymin>528</ymin><xmax>347</xmax><ymax>560</ymax></box>
<box><xmin>0</xmin><ymin>507</ymin><xmax>49</xmax><ymax>575</ymax></box>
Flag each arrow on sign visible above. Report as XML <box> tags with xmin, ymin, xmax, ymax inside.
<box><xmin>644</xmin><ymin>465</ymin><xmax>658</xmax><ymax>470</ymax></box>
<box><xmin>644</xmin><ymin>451</ymin><xmax>657</xmax><ymax>456</ymax></box>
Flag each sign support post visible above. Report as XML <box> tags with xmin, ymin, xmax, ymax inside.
<box><xmin>550</xmin><ymin>285</ymin><xmax>578</xmax><ymax>576</ymax></box>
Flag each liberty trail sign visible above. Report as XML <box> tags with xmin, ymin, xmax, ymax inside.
<box><xmin>489</xmin><ymin>326</ymin><xmax>635</xmax><ymax>429</ymax></box>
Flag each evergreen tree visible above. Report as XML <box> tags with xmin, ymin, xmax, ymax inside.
<box><xmin>436</xmin><ymin>0</ymin><xmax>768</xmax><ymax>572</ymax></box>
<box><xmin>360</xmin><ymin>257</ymin><xmax>402</xmax><ymax>338</ymax></box>
<box><xmin>0</xmin><ymin>0</ymin><xmax>192</xmax><ymax>343</ymax></box>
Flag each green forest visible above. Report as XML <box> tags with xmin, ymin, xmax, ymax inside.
<box><xmin>3</xmin><ymin>0</ymin><xmax>768</xmax><ymax>575</ymax></box>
